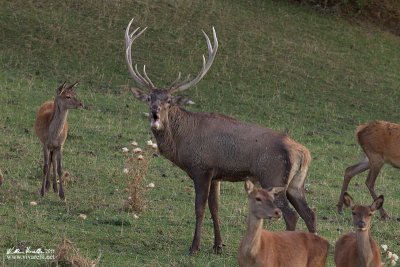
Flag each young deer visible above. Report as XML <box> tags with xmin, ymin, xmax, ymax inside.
<box><xmin>337</xmin><ymin>120</ymin><xmax>400</xmax><ymax>219</ymax></box>
<box><xmin>34</xmin><ymin>82</ymin><xmax>83</xmax><ymax>200</ymax></box>
<box><xmin>334</xmin><ymin>192</ymin><xmax>383</xmax><ymax>267</ymax></box>
<box><xmin>238</xmin><ymin>180</ymin><xmax>329</xmax><ymax>267</ymax></box>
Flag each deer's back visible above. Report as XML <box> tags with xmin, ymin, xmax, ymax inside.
<box><xmin>334</xmin><ymin>232</ymin><xmax>381</xmax><ymax>267</ymax></box>
<box><xmin>356</xmin><ymin>120</ymin><xmax>400</xmax><ymax>166</ymax></box>
<box><xmin>34</xmin><ymin>100</ymin><xmax>68</xmax><ymax>145</ymax></box>
<box><xmin>241</xmin><ymin>231</ymin><xmax>329</xmax><ymax>267</ymax></box>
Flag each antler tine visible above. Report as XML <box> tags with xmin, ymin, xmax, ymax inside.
<box><xmin>169</xmin><ymin>27</ymin><xmax>218</xmax><ymax>94</ymax></box>
<box><xmin>142</xmin><ymin>65</ymin><xmax>155</xmax><ymax>89</ymax></box>
<box><xmin>125</xmin><ymin>18</ymin><xmax>155</xmax><ymax>91</ymax></box>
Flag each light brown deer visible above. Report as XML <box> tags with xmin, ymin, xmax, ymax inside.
<box><xmin>337</xmin><ymin>120</ymin><xmax>399</xmax><ymax>219</ymax></box>
<box><xmin>34</xmin><ymin>82</ymin><xmax>83</xmax><ymax>200</ymax></box>
<box><xmin>0</xmin><ymin>169</ymin><xmax>3</xmax><ymax>186</ymax></box>
<box><xmin>238</xmin><ymin>180</ymin><xmax>329</xmax><ymax>267</ymax></box>
<box><xmin>125</xmin><ymin>18</ymin><xmax>317</xmax><ymax>255</ymax></box>
<box><xmin>334</xmin><ymin>192</ymin><xmax>383</xmax><ymax>267</ymax></box>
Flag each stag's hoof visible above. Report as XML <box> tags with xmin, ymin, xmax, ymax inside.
<box><xmin>213</xmin><ymin>244</ymin><xmax>224</xmax><ymax>254</ymax></box>
<box><xmin>59</xmin><ymin>191</ymin><xmax>65</xmax><ymax>200</ymax></box>
<box><xmin>336</xmin><ymin>203</ymin><xmax>344</xmax><ymax>214</ymax></box>
<box><xmin>381</xmin><ymin>213</ymin><xmax>390</xmax><ymax>221</ymax></box>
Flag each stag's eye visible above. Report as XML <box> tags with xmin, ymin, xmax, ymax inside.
<box><xmin>255</xmin><ymin>197</ymin><xmax>261</xmax><ymax>202</ymax></box>
<box><xmin>352</xmin><ymin>212</ymin><xmax>356</xmax><ymax>216</ymax></box>
<box><xmin>167</xmin><ymin>98</ymin><xmax>171</xmax><ymax>104</ymax></box>
<box><xmin>66</xmin><ymin>96</ymin><xmax>71</xmax><ymax>99</ymax></box>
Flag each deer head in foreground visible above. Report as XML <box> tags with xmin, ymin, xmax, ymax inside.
<box><xmin>337</xmin><ymin>120</ymin><xmax>400</xmax><ymax>220</ymax></box>
<box><xmin>126</xmin><ymin>18</ymin><xmax>316</xmax><ymax>255</ymax></box>
<box><xmin>335</xmin><ymin>192</ymin><xmax>384</xmax><ymax>267</ymax></box>
<box><xmin>238</xmin><ymin>180</ymin><xmax>329</xmax><ymax>267</ymax></box>
<box><xmin>34</xmin><ymin>82</ymin><xmax>83</xmax><ymax>200</ymax></box>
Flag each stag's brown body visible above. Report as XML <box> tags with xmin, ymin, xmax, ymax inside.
<box><xmin>238</xmin><ymin>181</ymin><xmax>329</xmax><ymax>267</ymax></box>
<box><xmin>34</xmin><ymin>82</ymin><xmax>82</xmax><ymax>199</ymax></box>
<box><xmin>125</xmin><ymin>19</ymin><xmax>316</xmax><ymax>254</ymax></box>
<box><xmin>335</xmin><ymin>192</ymin><xmax>383</xmax><ymax>267</ymax></box>
<box><xmin>337</xmin><ymin>120</ymin><xmax>400</xmax><ymax>219</ymax></box>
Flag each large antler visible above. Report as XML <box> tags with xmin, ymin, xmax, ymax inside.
<box><xmin>168</xmin><ymin>27</ymin><xmax>218</xmax><ymax>94</ymax></box>
<box><xmin>125</xmin><ymin>18</ymin><xmax>155</xmax><ymax>91</ymax></box>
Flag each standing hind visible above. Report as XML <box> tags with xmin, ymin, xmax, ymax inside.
<box><xmin>34</xmin><ymin>82</ymin><xmax>83</xmax><ymax>199</ymax></box>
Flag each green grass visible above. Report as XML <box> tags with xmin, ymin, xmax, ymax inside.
<box><xmin>1</xmin><ymin>0</ymin><xmax>400</xmax><ymax>266</ymax></box>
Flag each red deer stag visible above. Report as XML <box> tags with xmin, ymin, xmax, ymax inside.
<box><xmin>337</xmin><ymin>120</ymin><xmax>399</xmax><ymax>219</ymax></box>
<box><xmin>125</xmin><ymin>18</ymin><xmax>316</xmax><ymax>254</ymax></box>
<box><xmin>34</xmin><ymin>82</ymin><xmax>83</xmax><ymax>200</ymax></box>
<box><xmin>335</xmin><ymin>192</ymin><xmax>383</xmax><ymax>267</ymax></box>
<box><xmin>238</xmin><ymin>180</ymin><xmax>329</xmax><ymax>267</ymax></box>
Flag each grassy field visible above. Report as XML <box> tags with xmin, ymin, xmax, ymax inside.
<box><xmin>1</xmin><ymin>0</ymin><xmax>400</xmax><ymax>266</ymax></box>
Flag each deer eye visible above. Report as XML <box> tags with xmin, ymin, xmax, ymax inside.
<box><xmin>255</xmin><ymin>197</ymin><xmax>261</xmax><ymax>202</ymax></box>
<box><xmin>352</xmin><ymin>212</ymin><xmax>356</xmax><ymax>216</ymax></box>
<box><xmin>147</xmin><ymin>96</ymin><xmax>151</xmax><ymax>102</ymax></box>
<box><xmin>368</xmin><ymin>213</ymin><xmax>373</xmax><ymax>217</ymax></box>
<box><xmin>66</xmin><ymin>96</ymin><xmax>71</xmax><ymax>99</ymax></box>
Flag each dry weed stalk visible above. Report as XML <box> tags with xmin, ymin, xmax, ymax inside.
<box><xmin>49</xmin><ymin>237</ymin><xmax>100</xmax><ymax>267</ymax></box>
<box><xmin>122</xmin><ymin>148</ymin><xmax>152</xmax><ymax>214</ymax></box>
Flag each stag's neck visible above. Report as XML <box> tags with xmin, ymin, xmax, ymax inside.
<box><xmin>152</xmin><ymin>106</ymin><xmax>196</xmax><ymax>163</ymax></box>
<box><xmin>356</xmin><ymin>230</ymin><xmax>374</xmax><ymax>267</ymax></box>
<box><xmin>242</xmin><ymin>214</ymin><xmax>264</xmax><ymax>258</ymax></box>
<box><xmin>48</xmin><ymin>100</ymin><xmax>68</xmax><ymax>142</ymax></box>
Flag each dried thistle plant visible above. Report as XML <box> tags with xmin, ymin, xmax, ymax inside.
<box><xmin>122</xmin><ymin>143</ymin><xmax>154</xmax><ymax>214</ymax></box>
<box><xmin>48</xmin><ymin>237</ymin><xmax>100</xmax><ymax>267</ymax></box>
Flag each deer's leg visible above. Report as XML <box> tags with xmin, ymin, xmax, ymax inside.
<box><xmin>55</xmin><ymin>149</ymin><xmax>65</xmax><ymax>200</ymax></box>
<box><xmin>286</xmin><ymin>186</ymin><xmax>316</xmax><ymax>233</ymax></box>
<box><xmin>365</xmin><ymin>160</ymin><xmax>387</xmax><ymax>219</ymax></box>
<box><xmin>208</xmin><ymin>180</ymin><xmax>223</xmax><ymax>254</ymax></box>
<box><xmin>41</xmin><ymin>146</ymin><xmax>51</xmax><ymax>197</ymax></box>
<box><xmin>273</xmin><ymin>191</ymin><xmax>299</xmax><ymax>231</ymax></box>
<box><xmin>52</xmin><ymin>151</ymin><xmax>58</xmax><ymax>193</ymax></box>
<box><xmin>337</xmin><ymin>156</ymin><xmax>369</xmax><ymax>213</ymax></box>
<box><xmin>189</xmin><ymin>172</ymin><xmax>212</xmax><ymax>255</ymax></box>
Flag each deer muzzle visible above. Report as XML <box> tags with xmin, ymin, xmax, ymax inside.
<box><xmin>150</xmin><ymin>111</ymin><xmax>161</xmax><ymax>130</ymax></box>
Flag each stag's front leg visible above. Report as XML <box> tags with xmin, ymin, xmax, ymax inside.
<box><xmin>41</xmin><ymin>146</ymin><xmax>51</xmax><ymax>197</ymax></box>
<box><xmin>208</xmin><ymin>180</ymin><xmax>224</xmax><ymax>254</ymax></box>
<box><xmin>189</xmin><ymin>173</ymin><xmax>212</xmax><ymax>255</ymax></box>
<box><xmin>55</xmin><ymin>149</ymin><xmax>65</xmax><ymax>200</ymax></box>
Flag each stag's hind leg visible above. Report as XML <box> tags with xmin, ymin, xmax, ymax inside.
<box><xmin>272</xmin><ymin>189</ymin><xmax>299</xmax><ymax>231</ymax></box>
<box><xmin>208</xmin><ymin>180</ymin><xmax>224</xmax><ymax>254</ymax></box>
<box><xmin>286</xmin><ymin>186</ymin><xmax>316</xmax><ymax>233</ymax></box>
<box><xmin>337</xmin><ymin>156</ymin><xmax>369</xmax><ymax>213</ymax></box>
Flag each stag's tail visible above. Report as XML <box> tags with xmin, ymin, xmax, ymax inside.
<box><xmin>284</xmin><ymin>137</ymin><xmax>311</xmax><ymax>190</ymax></box>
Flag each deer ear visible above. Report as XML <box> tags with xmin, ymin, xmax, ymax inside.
<box><xmin>69</xmin><ymin>81</ymin><xmax>79</xmax><ymax>89</ymax></box>
<box><xmin>371</xmin><ymin>195</ymin><xmax>384</xmax><ymax>211</ymax></box>
<box><xmin>343</xmin><ymin>192</ymin><xmax>354</xmax><ymax>208</ymax></box>
<box><xmin>131</xmin><ymin>88</ymin><xmax>149</xmax><ymax>102</ymax></box>
<box><xmin>57</xmin><ymin>81</ymin><xmax>67</xmax><ymax>95</ymax></box>
<box><xmin>244</xmin><ymin>180</ymin><xmax>254</xmax><ymax>195</ymax></box>
<box><xmin>267</xmin><ymin>187</ymin><xmax>285</xmax><ymax>195</ymax></box>
<box><xmin>172</xmin><ymin>96</ymin><xmax>193</xmax><ymax>107</ymax></box>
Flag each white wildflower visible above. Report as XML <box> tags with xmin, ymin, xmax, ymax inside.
<box><xmin>133</xmin><ymin>148</ymin><xmax>142</xmax><ymax>154</ymax></box>
<box><xmin>382</xmin><ymin>245</ymin><xmax>388</xmax><ymax>251</ymax></box>
<box><xmin>122</xmin><ymin>147</ymin><xmax>129</xmax><ymax>153</ymax></box>
<box><xmin>388</xmin><ymin>252</ymin><xmax>393</xmax><ymax>259</ymax></box>
<box><xmin>151</xmin><ymin>143</ymin><xmax>158</xmax><ymax>149</ymax></box>
<box><xmin>123</xmin><ymin>168</ymin><xmax>129</xmax><ymax>174</ymax></box>
<box><xmin>133</xmin><ymin>214</ymin><xmax>139</xmax><ymax>219</ymax></box>
<box><xmin>146</xmin><ymin>140</ymin><xmax>153</xmax><ymax>146</ymax></box>
<box><xmin>393</xmin><ymin>254</ymin><xmax>399</xmax><ymax>261</ymax></box>
<box><xmin>30</xmin><ymin>201</ymin><xmax>38</xmax><ymax>206</ymax></box>
<box><xmin>131</xmin><ymin>141</ymin><xmax>138</xmax><ymax>146</ymax></box>
<box><xmin>391</xmin><ymin>259</ymin><xmax>396</xmax><ymax>266</ymax></box>
<box><xmin>78</xmin><ymin>214</ymin><xmax>87</xmax><ymax>220</ymax></box>
<box><xmin>137</xmin><ymin>155</ymin><xmax>144</xmax><ymax>160</ymax></box>
<box><xmin>147</xmin><ymin>183</ymin><xmax>155</xmax><ymax>188</ymax></box>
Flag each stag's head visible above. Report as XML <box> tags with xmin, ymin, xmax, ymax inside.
<box><xmin>55</xmin><ymin>82</ymin><xmax>83</xmax><ymax>110</ymax></box>
<box><xmin>125</xmin><ymin>19</ymin><xmax>218</xmax><ymax>131</ymax></box>
<box><xmin>343</xmin><ymin>192</ymin><xmax>384</xmax><ymax>231</ymax></box>
<box><xmin>244</xmin><ymin>180</ymin><xmax>284</xmax><ymax>220</ymax></box>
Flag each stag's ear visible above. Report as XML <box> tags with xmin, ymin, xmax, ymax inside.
<box><xmin>244</xmin><ymin>180</ymin><xmax>254</xmax><ymax>195</ymax></box>
<box><xmin>131</xmin><ymin>88</ymin><xmax>149</xmax><ymax>102</ymax></box>
<box><xmin>371</xmin><ymin>195</ymin><xmax>384</xmax><ymax>211</ymax></box>
<box><xmin>267</xmin><ymin>187</ymin><xmax>285</xmax><ymax>196</ymax></box>
<box><xmin>172</xmin><ymin>96</ymin><xmax>194</xmax><ymax>107</ymax></box>
<box><xmin>343</xmin><ymin>192</ymin><xmax>354</xmax><ymax>208</ymax></box>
